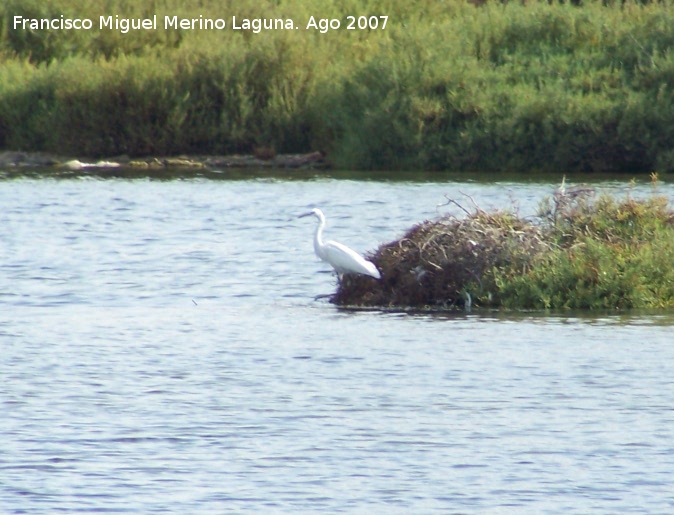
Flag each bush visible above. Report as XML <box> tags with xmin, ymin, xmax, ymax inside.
<box><xmin>493</xmin><ymin>183</ymin><xmax>674</xmax><ymax>309</ymax></box>
<box><xmin>3</xmin><ymin>0</ymin><xmax>674</xmax><ymax>170</ymax></box>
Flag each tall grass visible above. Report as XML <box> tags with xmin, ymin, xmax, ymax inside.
<box><xmin>2</xmin><ymin>0</ymin><xmax>674</xmax><ymax>171</ymax></box>
<box><xmin>492</xmin><ymin>183</ymin><xmax>674</xmax><ymax>309</ymax></box>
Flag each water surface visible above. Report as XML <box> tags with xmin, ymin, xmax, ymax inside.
<box><xmin>1</xmin><ymin>171</ymin><xmax>673</xmax><ymax>513</ymax></box>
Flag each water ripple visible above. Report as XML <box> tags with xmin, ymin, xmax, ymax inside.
<box><xmin>1</xmin><ymin>177</ymin><xmax>674</xmax><ymax>513</ymax></box>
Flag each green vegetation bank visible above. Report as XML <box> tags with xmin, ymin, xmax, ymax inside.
<box><xmin>2</xmin><ymin>0</ymin><xmax>674</xmax><ymax>172</ymax></box>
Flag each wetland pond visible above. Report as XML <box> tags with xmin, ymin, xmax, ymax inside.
<box><xmin>1</xmin><ymin>168</ymin><xmax>674</xmax><ymax>513</ymax></box>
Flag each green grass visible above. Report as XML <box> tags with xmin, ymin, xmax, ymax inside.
<box><xmin>491</xmin><ymin>181</ymin><xmax>674</xmax><ymax>309</ymax></box>
<box><xmin>2</xmin><ymin>0</ymin><xmax>674</xmax><ymax>171</ymax></box>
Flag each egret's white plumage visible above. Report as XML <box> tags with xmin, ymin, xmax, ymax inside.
<box><xmin>299</xmin><ymin>208</ymin><xmax>381</xmax><ymax>279</ymax></box>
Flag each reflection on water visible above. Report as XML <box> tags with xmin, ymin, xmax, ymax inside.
<box><xmin>1</xmin><ymin>172</ymin><xmax>674</xmax><ymax>514</ymax></box>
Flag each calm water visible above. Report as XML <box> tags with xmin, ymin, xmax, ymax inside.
<box><xmin>2</xmin><ymin>171</ymin><xmax>674</xmax><ymax>514</ymax></box>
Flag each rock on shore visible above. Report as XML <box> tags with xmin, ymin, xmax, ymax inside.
<box><xmin>0</xmin><ymin>151</ymin><xmax>328</xmax><ymax>170</ymax></box>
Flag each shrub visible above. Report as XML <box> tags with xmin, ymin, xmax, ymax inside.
<box><xmin>3</xmin><ymin>0</ymin><xmax>674</xmax><ymax>170</ymax></box>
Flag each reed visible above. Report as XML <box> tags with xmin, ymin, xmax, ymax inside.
<box><xmin>2</xmin><ymin>0</ymin><xmax>674</xmax><ymax>171</ymax></box>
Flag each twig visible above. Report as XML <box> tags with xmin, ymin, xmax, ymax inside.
<box><xmin>438</xmin><ymin>194</ymin><xmax>472</xmax><ymax>217</ymax></box>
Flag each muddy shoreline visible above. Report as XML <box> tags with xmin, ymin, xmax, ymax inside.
<box><xmin>0</xmin><ymin>151</ymin><xmax>328</xmax><ymax>171</ymax></box>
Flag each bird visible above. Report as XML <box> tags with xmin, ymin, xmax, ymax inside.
<box><xmin>298</xmin><ymin>208</ymin><xmax>381</xmax><ymax>279</ymax></box>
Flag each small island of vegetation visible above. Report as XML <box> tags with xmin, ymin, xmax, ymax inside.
<box><xmin>335</xmin><ymin>178</ymin><xmax>674</xmax><ymax>310</ymax></box>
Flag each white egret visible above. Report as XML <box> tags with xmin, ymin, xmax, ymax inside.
<box><xmin>298</xmin><ymin>208</ymin><xmax>381</xmax><ymax>279</ymax></box>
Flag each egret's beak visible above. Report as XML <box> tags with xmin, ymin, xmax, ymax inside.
<box><xmin>298</xmin><ymin>211</ymin><xmax>314</xmax><ymax>219</ymax></box>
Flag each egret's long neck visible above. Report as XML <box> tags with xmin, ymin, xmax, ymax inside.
<box><xmin>314</xmin><ymin>213</ymin><xmax>326</xmax><ymax>257</ymax></box>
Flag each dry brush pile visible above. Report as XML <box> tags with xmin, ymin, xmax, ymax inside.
<box><xmin>332</xmin><ymin>196</ymin><xmax>550</xmax><ymax>309</ymax></box>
